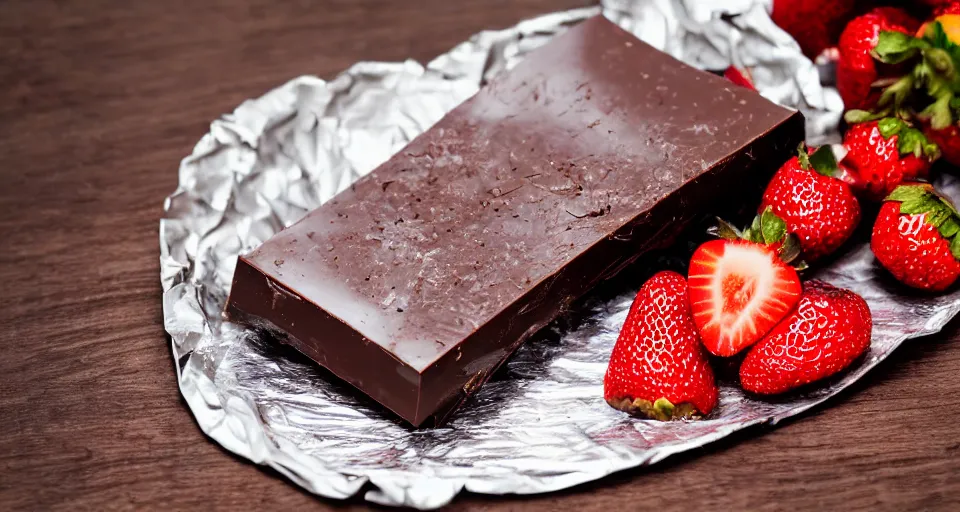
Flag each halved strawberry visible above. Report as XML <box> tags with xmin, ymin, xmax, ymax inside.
<box><xmin>688</xmin><ymin>239</ymin><xmax>802</xmax><ymax>357</ymax></box>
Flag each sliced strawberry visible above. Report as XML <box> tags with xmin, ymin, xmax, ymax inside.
<box><xmin>688</xmin><ymin>240</ymin><xmax>802</xmax><ymax>357</ymax></box>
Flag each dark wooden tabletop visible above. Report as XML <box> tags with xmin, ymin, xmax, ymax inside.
<box><xmin>2</xmin><ymin>0</ymin><xmax>959</xmax><ymax>510</ymax></box>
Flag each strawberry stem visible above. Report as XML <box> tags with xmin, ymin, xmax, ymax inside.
<box><xmin>711</xmin><ymin>208</ymin><xmax>803</xmax><ymax>267</ymax></box>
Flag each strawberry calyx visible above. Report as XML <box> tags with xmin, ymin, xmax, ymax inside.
<box><xmin>606</xmin><ymin>396</ymin><xmax>700</xmax><ymax>420</ymax></box>
<box><xmin>876</xmin><ymin>117</ymin><xmax>942</xmax><ymax>160</ymax></box>
<box><xmin>709</xmin><ymin>207</ymin><xmax>805</xmax><ymax>269</ymax></box>
<box><xmin>886</xmin><ymin>183</ymin><xmax>960</xmax><ymax>259</ymax></box>
<box><xmin>864</xmin><ymin>22</ymin><xmax>960</xmax><ymax>130</ymax></box>
<box><xmin>872</xmin><ymin>29</ymin><xmax>931</xmax><ymax>66</ymax></box>
<box><xmin>796</xmin><ymin>143</ymin><xmax>844</xmax><ymax>179</ymax></box>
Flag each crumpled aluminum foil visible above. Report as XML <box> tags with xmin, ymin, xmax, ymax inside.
<box><xmin>159</xmin><ymin>1</ymin><xmax>958</xmax><ymax>509</ymax></box>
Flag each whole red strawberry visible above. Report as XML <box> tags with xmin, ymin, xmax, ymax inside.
<box><xmin>760</xmin><ymin>144</ymin><xmax>861</xmax><ymax>261</ymax></box>
<box><xmin>872</xmin><ymin>184</ymin><xmax>960</xmax><ymax>291</ymax></box>
<box><xmin>837</xmin><ymin>8</ymin><xmax>917</xmax><ymax>110</ymax></box>
<box><xmin>604</xmin><ymin>271</ymin><xmax>718</xmax><ymax>420</ymax></box>
<box><xmin>740</xmin><ymin>281</ymin><xmax>872</xmax><ymax>395</ymax></box>
<box><xmin>842</xmin><ymin>119</ymin><xmax>938</xmax><ymax>201</ymax></box>
<box><xmin>772</xmin><ymin>0</ymin><xmax>857</xmax><ymax>59</ymax></box>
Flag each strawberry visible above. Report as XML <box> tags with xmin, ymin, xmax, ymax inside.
<box><xmin>771</xmin><ymin>0</ymin><xmax>857</xmax><ymax>59</ymax></box>
<box><xmin>688</xmin><ymin>238</ymin><xmax>803</xmax><ymax>357</ymax></box>
<box><xmin>923</xmin><ymin>122</ymin><xmax>960</xmax><ymax>165</ymax></box>
<box><xmin>723</xmin><ymin>66</ymin><xmax>756</xmax><ymax>91</ymax></box>
<box><xmin>740</xmin><ymin>281</ymin><xmax>872</xmax><ymax>395</ymax></box>
<box><xmin>759</xmin><ymin>144</ymin><xmax>861</xmax><ymax>261</ymax></box>
<box><xmin>837</xmin><ymin>8</ymin><xmax>917</xmax><ymax>111</ymax></box>
<box><xmin>915</xmin><ymin>11</ymin><xmax>960</xmax><ymax>166</ymax></box>
<box><xmin>871</xmin><ymin>184</ymin><xmax>960</xmax><ymax>291</ymax></box>
<box><xmin>841</xmin><ymin>119</ymin><xmax>938</xmax><ymax>201</ymax></box>
<box><xmin>934</xmin><ymin>2</ymin><xmax>960</xmax><ymax>16</ymax></box>
<box><xmin>921</xmin><ymin>0</ymin><xmax>960</xmax><ymax>11</ymax></box>
<box><xmin>604</xmin><ymin>271</ymin><xmax>718</xmax><ymax>420</ymax></box>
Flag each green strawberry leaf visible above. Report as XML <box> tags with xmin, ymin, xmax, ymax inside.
<box><xmin>877</xmin><ymin>74</ymin><xmax>916</xmax><ymax>109</ymax></box>
<box><xmin>941</xmin><ymin>217</ymin><xmax>960</xmax><ymax>238</ymax></box>
<box><xmin>922</xmin><ymin>47</ymin><xmax>957</xmax><ymax>76</ymax></box>
<box><xmin>796</xmin><ymin>143</ymin><xmax>810</xmax><ymax>171</ymax></box>
<box><xmin>898</xmin><ymin>129</ymin><xmax>922</xmax><ymax>156</ymax></box>
<box><xmin>920</xmin><ymin>63</ymin><xmax>956</xmax><ymax>100</ymax></box>
<box><xmin>951</xmin><ymin>235</ymin><xmax>960</xmax><ymax>260</ymax></box>
<box><xmin>899</xmin><ymin>194</ymin><xmax>942</xmax><ymax>215</ymax></box>
<box><xmin>936</xmin><ymin>191</ymin><xmax>960</xmax><ymax>217</ymax></box>
<box><xmin>760</xmin><ymin>207</ymin><xmax>787</xmax><ymax>245</ymax></box>
<box><xmin>809</xmin><ymin>145</ymin><xmax>838</xmax><ymax>178</ymax></box>
<box><xmin>742</xmin><ymin>214</ymin><xmax>765</xmax><ymax>244</ymax></box>
<box><xmin>709</xmin><ymin>218</ymin><xmax>742</xmax><ymax>240</ymax></box>
<box><xmin>926</xmin><ymin>205</ymin><xmax>952</xmax><ymax>228</ymax></box>
<box><xmin>887</xmin><ymin>184</ymin><xmax>931</xmax><ymax>203</ymax></box>
<box><xmin>873</xmin><ymin>30</ymin><xmax>928</xmax><ymax>64</ymax></box>
<box><xmin>922</xmin><ymin>94</ymin><xmax>955</xmax><ymax>130</ymax></box>
<box><xmin>778</xmin><ymin>233</ymin><xmax>802</xmax><ymax>265</ymax></box>
<box><xmin>923</xmin><ymin>20</ymin><xmax>960</xmax><ymax>57</ymax></box>
<box><xmin>877</xmin><ymin>117</ymin><xmax>941</xmax><ymax>159</ymax></box>
<box><xmin>928</xmin><ymin>21</ymin><xmax>947</xmax><ymax>46</ymax></box>
<box><xmin>844</xmin><ymin>109</ymin><xmax>891</xmax><ymax>124</ymax></box>
<box><xmin>898</xmin><ymin>125</ymin><xmax>942</xmax><ymax>160</ymax></box>
<box><xmin>877</xmin><ymin>117</ymin><xmax>904</xmax><ymax>139</ymax></box>
<box><xmin>921</xmin><ymin>134</ymin><xmax>943</xmax><ymax>161</ymax></box>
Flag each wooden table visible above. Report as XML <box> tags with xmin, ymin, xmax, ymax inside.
<box><xmin>2</xmin><ymin>1</ymin><xmax>958</xmax><ymax>510</ymax></box>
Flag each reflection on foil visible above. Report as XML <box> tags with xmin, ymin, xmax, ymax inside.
<box><xmin>160</xmin><ymin>1</ymin><xmax>954</xmax><ymax>509</ymax></box>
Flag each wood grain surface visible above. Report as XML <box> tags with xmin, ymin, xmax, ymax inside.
<box><xmin>1</xmin><ymin>1</ymin><xmax>958</xmax><ymax>510</ymax></box>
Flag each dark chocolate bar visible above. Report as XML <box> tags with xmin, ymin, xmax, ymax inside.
<box><xmin>226</xmin><ymin>15</ymin><xmax>804</xmax><ymax>426</ymax></box>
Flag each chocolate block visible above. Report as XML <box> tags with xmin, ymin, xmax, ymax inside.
<box><xmin>226</xmin><ymin>15</ymin><xmax>804</xmax><ymax>426</ymax></box>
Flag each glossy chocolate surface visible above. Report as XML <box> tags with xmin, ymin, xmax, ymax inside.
<box><xmin>226</xmin><ymin>15</ymin><xmax>804</xmax><ymax>426</ymax></box>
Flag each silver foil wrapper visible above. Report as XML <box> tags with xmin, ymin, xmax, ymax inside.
<box><xmin>160</xmin><ymin>1</ymin><xmax>958</xmax><ymax>509</ymax></box>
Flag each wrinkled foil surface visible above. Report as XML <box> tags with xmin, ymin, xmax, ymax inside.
<box><xmin>160</xmin><ymin>1</ymin><xmax>958</xmax><ymax>508</ymax></box>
